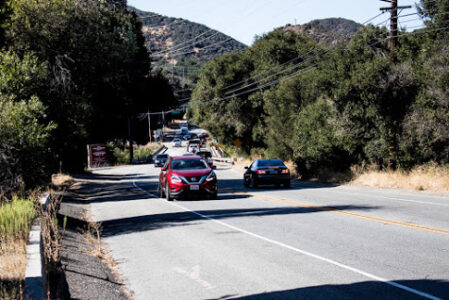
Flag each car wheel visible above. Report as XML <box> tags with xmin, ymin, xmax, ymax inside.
<box><xmin>243</xmin><ymin>177</ymin><xmax>249</xmax><ymax>187</ymax></box>
<box><xmin>165</xmin><ymin>183</ymin><xmax>173</xmax><ymax>201</ymax></box>
<box><xmin>159</xmin><ymin>183</ymin><xmax>165</xmax><ymax>198</ymax></box>
<box><xmin>250</xmin><ymin>176</ymin><xmax>258</xmax><ymax>188</ymax></box>
<box><xmin>209</xmin><ymin>192</ymin><xmax>217</xmax><ymax>200</ymax></box>
<box><xmin>284</xmin><ymin>180</ymin><xmax>291</xmax><ymax>188</ymax></box>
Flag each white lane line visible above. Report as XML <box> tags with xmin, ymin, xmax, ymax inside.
<box><xmin>132</xmin><ymin>179</ymin><xmax>441</xmax><ymax>300</ymax></box>
<box><xmin>287</xmin><ymin>183</ymin><xmax>449</xmax><ymax>208</ymax></box>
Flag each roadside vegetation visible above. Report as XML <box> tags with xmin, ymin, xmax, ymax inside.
<box><xmin>189</xmin><ymin>0</ymin><xmax>449</xmax><ymax>191</ymax></box>
<box><xmin>0</xmin><ymin>0</ymin><xmax>174</xmax><ymax>297</ymax></box>
<box><xmin>0</xmin><ymin>0</ymin><xmax>176</xmax><ymax>202</ymax></box>
<box><xmin>0</xmin><ymin>196</ymin><xmax>36</xmax><ymax>299</ymax></box>
<box><xmin>351</xmin><ymin>164</ymin><xmax>449</xmax><ymax>194</ymax></box>
<box><xmin>109</xmin><ymin>142</ymin><xmax>161</xmax><ymax>165</ymax></box>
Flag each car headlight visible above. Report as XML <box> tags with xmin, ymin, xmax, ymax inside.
<box><xmin>206</xmin><ymin>171</ymin><xmax>216</xmax><ymax>182</ymax></box>
<box><xmin>170</xmin><ymin>175</ymin><xmax>182</xmax><ymax>183</ymax></box>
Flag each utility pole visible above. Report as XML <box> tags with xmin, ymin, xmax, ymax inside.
<box><xmin>128</xmin><ymin>117</ymin><xmax>133</xmax><ymax>164</ymax></box>
<box><xmin>380</xmin><ymin>0</ymin><xmax>411</xmax><ymax>170</ymax></box>
<box><xmin>148</xmin><ymin>111</ymin><xmax>151</xmax><ymax>144</ymax></box>
<box><xmin>380</xmin><ymin>0</ymin><xmax>411</xmax><ymax>63</ymax></box>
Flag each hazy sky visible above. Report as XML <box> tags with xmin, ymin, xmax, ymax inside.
<box><xmin>127</xmin><ymin>0</ymin><xmax>424</xmax><ymax>45</ymax></box>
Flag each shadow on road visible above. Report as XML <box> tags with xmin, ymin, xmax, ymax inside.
<box><xmin>229</xmin><ymin>279</ymin><xmax>449</xmax><ymax>300</ymax></box>
<box><xmin>217</xmin><ymin>178</ymin><xmax>337</xmax><ymax>194</ymax></box>
<box><xmin>101</xmin><ymin>204</ymin><xmax>378</xmax><ymax>238</ymax></box>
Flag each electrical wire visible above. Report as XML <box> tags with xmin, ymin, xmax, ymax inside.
<box><xmin>142</xmin><ymin>6</ymin><xmax>449</xmax><ymax>115</ymax></box>
<box><xmin>152</xmin><ymin>32</ymin><xmax>220</xmax><ymax>57</ymax></box>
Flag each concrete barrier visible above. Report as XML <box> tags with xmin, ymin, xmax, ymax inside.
<box><xmin>24</xmin><ymin>193</ymin><xmax>50</xmax><ymax>300</ymax></box>
<box><xmin>211</xmin><ymin>157</ymin><xmax>234</xmax><ymax>164</ymax></box>
<box><xmin>150</xmin><ymin>145</ymin><xmax>168</xmax><ymax>162</ymax></box>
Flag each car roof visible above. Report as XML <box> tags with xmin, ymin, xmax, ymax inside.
<box><xmin>172</xmin><ymin>155</ymin><xmax>202</xmax><ymax>160</ymax></box>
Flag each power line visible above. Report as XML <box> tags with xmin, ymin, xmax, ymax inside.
<box><xmin>144</xmin><ymin>8</ymin><xmax>449</xmax><ymax>115</ymax></box>
<box><xmin>152</xmin><ymin>32</ymin><xmax>220</xmax><ymax>57</ymax></box>
<box><xmin>153</xmin><ymin>37</ymin><xmax>236</xmax><ymax>59</ymax></box>
<box><xmin>151</xmin><ymin>29</ymin><xmax>215</xmax><ymax>55</ymax></box>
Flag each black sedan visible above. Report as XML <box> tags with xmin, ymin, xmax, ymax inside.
<box><xmin>183</xmin><ymin>133</ymin><xmax>198</xmax><ymax>140</ymax></box>
<box><xmin>244</xmin><ymin>159</ymin><xmax>290</xmax><ymax>188</ymax></box>
<box><xmin>154</xmin><ymin>154</ymin><xmax>168</xmax><ymax>167</ymax></box>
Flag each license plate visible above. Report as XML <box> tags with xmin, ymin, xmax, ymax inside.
<box><xmin>190</xmin><ymin>185</ymin><xmax>200</xmax><ymax>190</ymax></box>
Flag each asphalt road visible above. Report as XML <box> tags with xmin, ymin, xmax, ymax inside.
<box><xmin>89</xmin><ymin>141</ymin><xmax>449</xmax><ymax>300</ymax></box>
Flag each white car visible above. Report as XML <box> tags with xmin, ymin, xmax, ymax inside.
<box><xmin>172</xmin><ymin>138</ymin><xmax>182</xmax><ymax>147</ymax></box>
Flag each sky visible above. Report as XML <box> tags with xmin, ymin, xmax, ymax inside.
<box><xmin>127</xmin><ymin>0</ymin><xmax>424</xmax><ymax>45</ymax></box>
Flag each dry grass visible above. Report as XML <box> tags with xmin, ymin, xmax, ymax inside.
<box><xmin>0</xmin><ymin>238</ymin><xmax>27</xmax><ymax>279</ymax></box>
<box><xmin>350</xmin><ymin>165</ymin><xmax>449</xmax><ymax>194</ymax></box>
<box><xmin>0</xmin><ymin>237</ymin><xmax>26</xmax><ymax>300</ymax></box>
<box><xmin>51</xmin><ymin>173</ymin><xmax>74</xmax><ymax>188</ymax></box>
<box><xmin>85</xmin><ymin>222</ymin><xmax>119</xmax><ymax>275</ymax></box>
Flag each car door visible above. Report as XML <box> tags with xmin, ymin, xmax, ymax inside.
<box><xmin>244</xmin><ymin>162</ymin><xmax>255</xmax><ymax>182</ymax></box>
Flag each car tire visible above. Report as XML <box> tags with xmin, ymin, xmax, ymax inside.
<box><xmin>165</xmin><ymin>183</ymin><xmax>173</xmax><ymax>201</ymax></box>
<box><xmin>250</xmin><ymin>176</ymin><xmax>258</xmax><ymax>188</ymax></box>
<box><xmin>243</xmin><ymin>177</ymin><xmax>249</xmax><ymax>187</ymax></box>
<box><xmin>284</xmin><ymin>180</ymin><xmax>291</xmax><ymax>188</ymax></box>
<box><xmin>159</xmin><ymin>183</ymin><xmax>165</xmax><ymax>198</ymax></box>
<box><xmin>209</xmin><ymin>192</ymin><xmax>217</xmax><ymax>200</ymax></box>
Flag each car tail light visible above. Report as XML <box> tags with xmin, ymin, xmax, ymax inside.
<box><xmin>282</xmin><ymin>169</ymin><xmax>289</xmax><ymax>174</ymax></box>
<box><xmin>256</xmin><ymin>170</ymin><xmax>266</xmax><ymax>174</ymax></box>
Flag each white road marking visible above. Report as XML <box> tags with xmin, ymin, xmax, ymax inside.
<box><xmin>301</xmin><ymin>187</ymin><xmax>449</xmax><ymax>207</ymax></box>
<box><xmin>173</xmin><ymin>266</ymin><xmax>216</xmax><ymax>290</ymax></box>
<box><xmin>230</xmin><ymin>167</ymin><xmax>449</xmax><ymax>207</ymax></box>
<box><xmin>132</xmin><ymin>179</ymin><xmax>442</xmax><ymax>300</ymax></box>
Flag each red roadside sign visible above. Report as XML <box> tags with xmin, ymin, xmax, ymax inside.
<box><xmin>87</xmin><ymin>144</ymin><xmax>109</xmax><ymax>168</ymax></box>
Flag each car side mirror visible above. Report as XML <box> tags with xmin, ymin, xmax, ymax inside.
<box><xmin>244</xmin><ymin>166</ymin><xmax>249</xmax><ymax>169</ymax></box>
<box><xmin>161</xmin><ymin>167</ymin><xmax>167</xmax><ymax>171</ymax></box>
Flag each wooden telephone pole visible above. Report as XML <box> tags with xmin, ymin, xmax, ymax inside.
<box><xmin>380</xmin><ymin>0</ymin><xmax>411</xmax><ymax>63</ymax></box>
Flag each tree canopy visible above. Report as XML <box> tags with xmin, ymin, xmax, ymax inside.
<box><xmin>1</xmin><ymin>0</ymin><xmax>176</xmax><ymax>200</ymax></box>
<box><xmin>190</xmin><ymin>19</ymin><xmax>449</xmax><ymax>177</ymax></box>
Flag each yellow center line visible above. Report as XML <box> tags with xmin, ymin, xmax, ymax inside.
<box><xmin>220</xmin><ymin>188</ymin><xmax>449</xmax><ymax>235</ymax></box>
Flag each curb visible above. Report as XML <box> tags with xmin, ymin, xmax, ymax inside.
<box><xmin>24</xmin><ymin>193</ymin><xmax>50</xmax><ymax>300</ymax></box>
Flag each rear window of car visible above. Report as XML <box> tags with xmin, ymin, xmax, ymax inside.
<box><xmin>197</xmin><ymin>151</ymin><xmax>212</xmax><ymax>158</ymax></box>
<box><xmin>171</xmin><ymin>159</ymin><xmax>208</xmax><ymax>170</ymax></box>
<box><xmin>257</xmin><ymin>159</ymin><xmax>285</xmax><ymax>167</ymax></box>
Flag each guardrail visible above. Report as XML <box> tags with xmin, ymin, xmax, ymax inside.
<box><xmin>150</xmin><ymin>144</ymin><xmax>168</xmax><ymax>162</ymax></box>
<box><xmin>211</xmin><ymin>157</ymin><xmax>234</xmax><ymax>164</ymax></box>
<box><xmin>24</xmin><ymin>193</ymin><xmax>50</xmax><ymax>300</ymax></box>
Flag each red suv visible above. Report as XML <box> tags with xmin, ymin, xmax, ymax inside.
<box><xmin>159</xmin><ymin>156</ymin><xmax>217</xmax><ymax>200</ymax></box>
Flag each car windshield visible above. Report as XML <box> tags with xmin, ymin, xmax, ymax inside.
<box><xmin>171</xmin><ymin>159</ymin><xmax>208</xmax><ymax>170</ymax></box>
<box><xmin>198</xmin><ymin>152</ymin><xmax>211</xmax><ymax>158</ymax></box>
<box><xmin>257</xmin><ymin>159</ymin><xmax>285</xmax><ymax>167</ymax></box>
<box><xmin>156</xmin><ymin>154</ymin><xmax>168</xmax><ymax>159</ymax></box>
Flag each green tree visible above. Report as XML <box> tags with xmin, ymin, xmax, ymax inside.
<box><xmin>293</xmin><ymin>97</ymin><xmax>350</xmax><ymax>178</ymax></box>
<box><xmin>0</xmin><ymin>51</ymin><xmax>54</xmax><ymax>201</ymax></box>
<box><xmin>5</xmin><ymin>0</ymin><xmax>175</xmax><ymax>170</ymax></box>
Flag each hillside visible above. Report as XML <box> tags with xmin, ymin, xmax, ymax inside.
<box><xmin>129</xmin><ymin>7</ymin><xmax>247</xmax><ymax>71</ymax></box>
<box><xmin>283</xmin><ymin>18</ymin><xmax>362</xmax><ymax>46</ymax></box>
